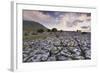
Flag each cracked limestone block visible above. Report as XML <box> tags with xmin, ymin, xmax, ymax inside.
<box><xmin>56</xmin><ymin>55</ymin><xmax>72</xmax><ymax>61</ymax></box>
<box><xmin>60</xmin><ymin>48</ymin><xmax>72</xmax><ymax>57</ymax></box>
<box><xmin>50</xmin><ymin>47</ymin><xmax>61</xmax><ymax>54</ymax></box>
<box><xmin>81</xmin><ymin>46</ymin><xmax>90</xmax><ymax>51</ymax></box>
<box><xmin>30</xmin><ymin>54</ymin><xmax>42</xmax><ymax>62</ymax></box>
<box><xmin>72</xmin><ymin>47</ymin><xmax>81</xmax><ymax>56</ymax></box>
<box><xmin>71</xmin><ymin>54</ymin><xmax>85</xmax><ymax>60</ymax></box>
<box><xmin>23</xmin><ymin>53</ymin><xmax>28</xmax><ymax>60</ymax></box>
<box><xmin>84</xmin><ymin>50</ymin><xmax>91</xmax><ymax>59</ymax></box>
<box><xmin>52</xmin><ymin>40</ymin><xmax>61</xmax><ymax>46</ymax></box>
<box><xmin>23</xmin><ymin>55</ymin><xmax>34</xmax><ymax>62</ymax></box>
<box><xmin>35</xmin><ymin>49</ymin><xmax>50</xmax><ymax>61</ymax></box>
<box><xmin>47</xmin><ymin>56</ymin><xmax>56</xmax><ymax>61</ymax></box>
<box><xmin>67</xmin><ymin>40</ymin><xmax>76</xmax><ymax>47</ymax></box>
<box><xmin>23</xmin><ymin>49</ymin><xmax>34</xmax><ymax>58</ymax></box>
<box><xmin>40</xmin><ymin>52</ymin><xmax>50</xmax><ymax>61</ymax></box>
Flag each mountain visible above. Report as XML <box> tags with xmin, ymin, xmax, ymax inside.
<box><xmin>23</xmin><ymin>20</ymin><xmax>48</xmax><ymax>32</ymax></box>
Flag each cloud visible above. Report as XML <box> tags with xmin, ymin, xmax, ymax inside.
<box><xmin>23</xmin><ymin>10</ymin><xmax>91</xmax><ymax>32</ymax></box>
<box><xmin>23</xmin><ymin>10</ymin><xmax>58</xmax><ymax>28</ymax></box>
<box><xmin>55</xmin><ymin>12</ymin><xmax>91</xmax><ymax>32</ymax></box>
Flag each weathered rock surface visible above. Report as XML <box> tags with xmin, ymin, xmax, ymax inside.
<box><xmin>23</xmin><ymin>32</ymin><xmax>91</xmax><ymax>62</ymax></box>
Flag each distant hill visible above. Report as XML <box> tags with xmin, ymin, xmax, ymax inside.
<box><xmin>23</xmin><ymin>20</ymin><xmax>48</xmax><ymax>32</ymax></box>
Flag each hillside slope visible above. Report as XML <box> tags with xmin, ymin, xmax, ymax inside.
<box><xmin>23</xmin><ymin>20</ymin><xmax>48</xmax><ymax>32</ymax></box>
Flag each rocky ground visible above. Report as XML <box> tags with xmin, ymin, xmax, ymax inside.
<box><xmin>23</xmin><ymin>31</ymin><xmax>91</xmax><ymax>62</ymax></box>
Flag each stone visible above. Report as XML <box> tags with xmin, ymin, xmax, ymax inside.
<box><xmin>85</xmin><ymin>50</ymin><xmax>91</xmax><ymax>59</ymax></box>
<box><xmin>47</xmin><ymin>56</ymin><xmax>56</xmax><ymax>61</ymax></box>
<box><xmin>23</xmin><ymin>31</ymin><xmax>91</xmax><ymax>62</ymax></box>
<box><xmin>50</xmin><ymin>47</ymin><xmax>59</xmax><ymax>54</ymax></box>
<box><xmin>56</xmin><ymin>55</ymin><xmax>71</xmax><ymax>61</ymax></box>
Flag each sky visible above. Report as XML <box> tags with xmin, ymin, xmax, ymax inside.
<box><xmin>23</xmin><ymin>10</ymin><xmax>91</xmax><ymax>32</ymax></box>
